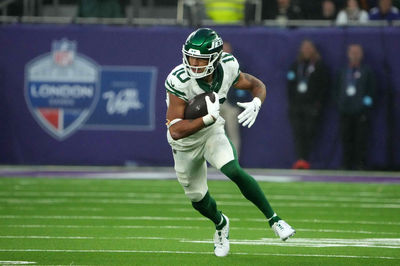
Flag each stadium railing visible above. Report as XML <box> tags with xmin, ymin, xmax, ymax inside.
<box><xmin>0</xmin><ymin>15</ymin><xmax>395</xmax><ymax>28</ymax></box>
<box><xmin>0</xmin><ymin>0</ymin><xmax>397</xmax><ymax>27</ymax></box>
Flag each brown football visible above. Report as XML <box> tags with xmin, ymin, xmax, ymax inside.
<box><xmin>184</xmin><ymin>92</ymin><xmax>216</xmax><ymax>119</ymax></box>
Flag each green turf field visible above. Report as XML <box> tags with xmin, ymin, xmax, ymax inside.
<box><xmin>0</xmin><ymin>177</ymin><xmax>399</xmax><ymax>265</ymax></box>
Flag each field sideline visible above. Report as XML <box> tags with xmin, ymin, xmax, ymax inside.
<box><xmin>0</xmin><ymin>166</ymin><xmax>399</xmax><ymax>265</ymax></box>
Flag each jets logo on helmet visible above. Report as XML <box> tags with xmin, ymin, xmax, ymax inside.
<box><xmin>208</xmin><ymin>38</ymin><xmax>223</xmax><ymax>51</ymax></box>
<box><xmin>182</xmin><ymin>28</ymin><xmax>223</xmax><ymax>79</ymax></box>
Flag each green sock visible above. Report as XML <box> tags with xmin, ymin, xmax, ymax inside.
<box><xmin>267</xmin><ymin>213</ymin><xmax>281</xmax><ymax>227</ymax></box>
<box><xmin>215</xmin><ymin>212</ymin><xmax>227</xmax><ymax>230</ymax></box>
<box><xmin>221</xmin><ymin>159</ymin><xmax>279</xmax><ymax>227</ymax></box>
<box><xmin>192</xmin><ymin>191</ymin><xmax>224</xmax><ymax>228</ymax></box>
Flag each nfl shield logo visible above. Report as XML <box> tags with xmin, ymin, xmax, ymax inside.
<box><xmin>52</xmin><ymin>39</ymin><xmax>76</xmax><ymax>66</ymax></box>
<box><xmin>25</xmin><ymin>39</ymin><xmax>100</xmax><ymax>140</ymax></box>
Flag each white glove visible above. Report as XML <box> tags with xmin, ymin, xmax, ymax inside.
<box><xmin>237</xmin><ymin>97</ymin><xmax>262</xmax><ymax>128</ymax></box>
<box><xmin>203</xmin><ymin>92</ymin><xmax>220</xmax><ymax>126</ymax></box>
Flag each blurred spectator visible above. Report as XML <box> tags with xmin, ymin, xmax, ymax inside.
<box><xmin>299</xmin><ymin>0</ymin><xmax>322</xmax><ymax>19</ymax></box>
<box><xmin>219</xmin><ymin>42</ymin><xmax>251</xmax><ymax>158</ymax></box>
<box><xmin>78</xmin><ymin>0</ymin><xmax>125</xmax><ymax>18</ymax></box>
<box><xmin>319</xmin><ymin>0</ymin><xmax>337</xmax><ymax>20</ymax></box>
<box><xmin>332</xmin><ymin>0</ymin><xmax>376</xmax><ymax>11</ymax></box>
<box><xmin>4</xmin><ymin>1</ymin><xmax>23</xmax><ymax>16</ymax></box>
<box><xmin>261</xmin><ymin>0</ymin><xmax>278</xmax><ymax>19</ymax></box>
<box><xmin>287</xmin><ymin>40</ymin><xmax>329</xmax><ymax>169</ymax></box>
<box><xmin>335</xmin><ymin>44</ymin><xmax>375</xmax><ymax>170</ymax></box>
<box><xmin>262</xmin><ymin>0</ymin><xmax>303</xmax><ymax>21</ymax></box>
<box><xmin>336</xmin><ymin>0</ymin><xmax>369</xmax><ymax>25</ymax></box>
<box><xmin>369</xmin><ymin>0</ymin><xmax>400</xmax><ymax>21</ymax></box>
<box><xmin>276</xmin><ymin>0</ymin><xmax>303</xmax><ymax>21</ymax></box>
<box><xmin>358</xmin><ymin>0</ymin><xmax>372</xmax><ymax>9</ymax></box>
<box><xmin>333</xmin><ymin>0</ymin><xmax>347</xmax><ymax>10</ymax></box>
<box><xmin>184</xmin><ymin>0</ymin><xmax>203</xmax><ymax>27</ymax></box>
<box><xmin>204</xmin><ymin>0</ymin><xmax>245</xmax><ymax>23</ymax></box>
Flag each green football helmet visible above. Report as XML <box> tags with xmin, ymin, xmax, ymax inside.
<box><xmin>182</xmin><ymin>28</ymin><xmax>223</xmax><ymax>79</ymax></box>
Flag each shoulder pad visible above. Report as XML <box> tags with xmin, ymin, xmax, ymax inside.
<box><xmin>221</xmin><ymin>52</ymin><xmax>239</xmax><ymax>69</ymax></box>
<box><xmin>221</xmin><ymin>52</ymin><xmax>236</xmax><ymax>63</ymax></box>
<box><xmin>220</xmin><ymin>52</ymin><xmax>240</xmax><ymax>79</ymax></box>
<box><xmin>165</xmin><ymin>64</ymin><xmax>190</xmax><ymax>101</ymax></box>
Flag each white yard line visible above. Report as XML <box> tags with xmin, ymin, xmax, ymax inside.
<box><xmin>1</xmin><ymin>191</ymin><xmax>399</xmax><ymax>204</ymax></box>
<box><xmin>1</xmin><ymin>235</ymin><xmax>400</xmax><ymax>248</ymax></box>
<box><xmin>1</xmin><ymin>198</ymin><xmax>400</xmax><ymax>209</ymax></box>
<box><xmin>1</xmin><ymin>215</ymin><xmax>400</xmax><ymax>226</ymax></box>
<box><xmin>0</xmin><ymin>261</ymin><xmax>36</xmax><ymax>265</ymax></box>
<box><xmin>3</xmin><ymin>224</ymin><xmax>400</xmax><ymax>236</ymax></box>
<box><xmin>0</xmin><ymin>235</ymin><xmax>187</xmax><ymax>241</ymax></box>
<box><xmin>2</xmin><ymin>234</ymin><xmax>400</xmax><ymax>250</ymax></box>
<box><xmin>295</xmin><ymin>228</ymin><xmax>400</xmax><ymax>235</ymax></box>
<box><xmin>5</xmin><ymin>224</ymin><xmax>202</xmax><ymax>229</ymax></box>
<box><xmin>0</xmin><ymin>249</ymin><xmax>397</xmax><ymax>260</ymax></box>
<box><xmin>3</xmin><ymin>206</ymin><xmax>104</xmax><ymax>211</ymax></box>
<box><xmin>182</xmin><ymin>238</ymin><xmax>400</xmax><ymax>249</ymax></box>
<box><xmin>0</xmin><ymin>215</ymin><xmax>208</xmax><ymax>221</ymax></box>
<box><xmin>291</xmin><ymin>218</ymin><xmax>400</xmax><ymax>225</ymax></box>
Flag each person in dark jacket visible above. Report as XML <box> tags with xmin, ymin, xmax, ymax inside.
<box><xmin>336</xmin><ymin>44</ymin><xmax>375</xmax><ymax>170</ymax></box>
<box><xmin>369</xmin><ymin>0</ymin><xmax>400</xmax><ymax>22</ymax></box>
<box><xmin>262</xmin><ymin>0</ymin><xmax>304</xmax><ymax>20</ymax></box>
<box><xmin>287</xmin><ymin>40</ymin><xmax>330</xmax><ymax>169</ymax></box>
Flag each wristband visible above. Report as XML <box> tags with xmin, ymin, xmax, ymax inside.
<box><xmin>167</xmin><ymin>118</ymin><xmax>182</xmax><ymax>128</ymax></box>
<box><xmin>202</xmin><ymin>114</ymin><xmax>215</xmax><ymax>126</ymax></box>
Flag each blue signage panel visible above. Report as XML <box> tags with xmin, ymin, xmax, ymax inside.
<box><xmin>84</xmin><ymin>66</ymin><xmax>157</xmax><ymax>130</ymax></box>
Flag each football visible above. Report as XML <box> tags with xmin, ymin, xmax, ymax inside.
<box><xmin>184</xmin><ymin>92</ymin><xmax>216</xmax><ymax>119</ymax></box>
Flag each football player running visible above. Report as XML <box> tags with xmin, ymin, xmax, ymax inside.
<box><xmin>165</xmin><ymin>28</ymin><xmax>295</xmax><ymax>257</ymax></box>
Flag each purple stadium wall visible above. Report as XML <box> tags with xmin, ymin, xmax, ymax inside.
<box><xmin>0</xmin><ymin>25</ymin><xmax>399</xmax><ymax>169</ymax></box>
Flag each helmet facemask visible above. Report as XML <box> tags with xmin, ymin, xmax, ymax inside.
<box><xmin>182</xmin><ymin>48</ymin><xmax>222</xmax><ymax>79</ymax></box>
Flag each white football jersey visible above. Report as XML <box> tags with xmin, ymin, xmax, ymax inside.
<box><xmin>165</xmin><ymin>52</ymin><xmax>241</xmax><ymax>150</ymax></box>
<box><xmin>165</xmin><ymin>52</ymin><xmax>240</xmax><ymax>106</ymax></box>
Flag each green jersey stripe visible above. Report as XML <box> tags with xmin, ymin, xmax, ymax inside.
<box><xmin>232</xmin><ymin>71</ymin><xmax>240</xmax><ymax>86</ymax></box>
<box><xmin>166</xmin><ymin>88</ymin><xmax>188</xmax><ymax>101</ymax></box>
<box><xmin>172</xmin><ymin>67</ymin><xmax>185</xmax><ymax>76</ymax></box>
<box><xmin>165</xmin><ymin>81</ymin><xmax>187</xmax><ymax>97</ymax></box>
<box><xmin>222</xmin><ymin>56</ymin><xmax>235</xmax><ymax>63</ymax></box>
